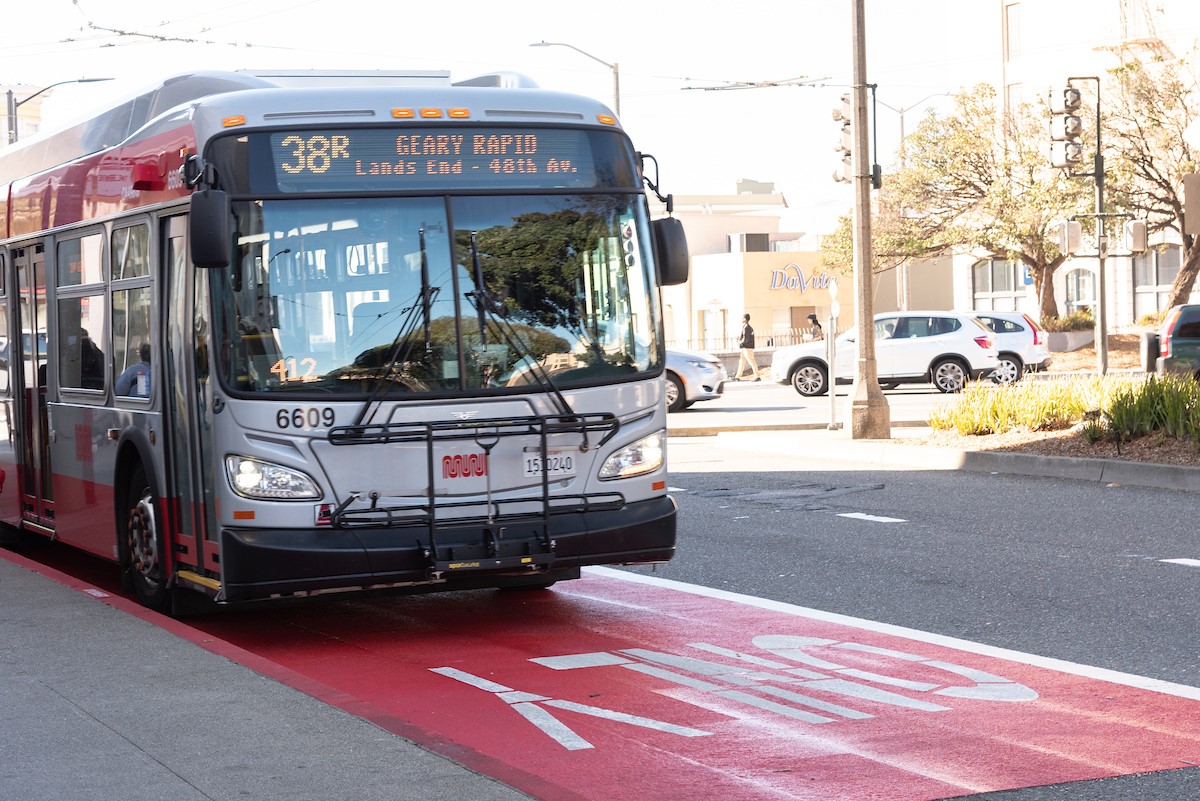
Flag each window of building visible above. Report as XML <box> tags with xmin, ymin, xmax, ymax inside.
<box><xmin>1064</xmin><ymin>266</ymin><xmax>1094</xmax><ymax>312</ymax></box>
<box><xmin>972</xmin><ymin>258</ymin><xmax>1023</xmax><ymax>311</ymax></box>
<box><xmin>1133</xmin><ymin>245</ymin><xmax>1183</xmax><ymax>319</ymax></box>
<box><xmin>1003</xmin><ymin>2</ymin><xmax>1022</xmax><ymax>63</ymax></box>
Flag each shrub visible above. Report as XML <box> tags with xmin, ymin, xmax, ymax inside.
<box><xmin>927</xmin><ymin>377</ymin><xmax>1093</xmax><ymax>435</ymax></box>
<box><xmin>928</xmin><ymin>373</ymin><xmax>1200</xmax><ymax>446</ymax></box>
<box><xmin>1136</xmin><ymin>310</ymin><xmax>1167</xmax><ymax>328</ymax></box>
<box><xmin>1040</xmin><ymin>310</ymin><xmax>1095</xmax><ymax>332</ymax></box>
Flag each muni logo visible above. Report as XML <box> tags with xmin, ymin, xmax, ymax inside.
<box><xmin>442</xmin><ymin>452</ymin><xmax>488</xmax><ymax>479</ymax></box>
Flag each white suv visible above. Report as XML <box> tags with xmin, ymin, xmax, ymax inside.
<box><xmin>974</xmin><ymin>311</ymin><xmax>1052</xmax><ymax>384</ymax></box>
<box><xmin>770</xmin><ymin>311</ymin><xmax>999</xmax><ymax>396</ymax></box>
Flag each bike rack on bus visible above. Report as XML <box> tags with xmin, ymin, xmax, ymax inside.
<box><xmin>326</xmin><ymin>412</ymin><xmax>622</xmax><ymax>579</ymax></box>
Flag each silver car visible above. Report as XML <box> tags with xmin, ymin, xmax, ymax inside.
<box><xmin>665</xmin><ymin>348</ymin><xmax>728</xmax><ymax>412</ymax></box>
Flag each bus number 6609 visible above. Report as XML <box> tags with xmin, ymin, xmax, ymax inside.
<box><xmin>276</xmin><ymin>407</ymin><xmax>335</xmax><ymax>430</ymax></box>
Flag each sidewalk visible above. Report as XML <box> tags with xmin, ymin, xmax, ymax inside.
<box><xmin>0</xmin><ymin>548</ymin><xmax>533</xmax><ymax>801</ymax></box>
<box><xmin>668</xmin><ymin>381</ymin><xmax>1200</xmax><ymax>493</ymax></box>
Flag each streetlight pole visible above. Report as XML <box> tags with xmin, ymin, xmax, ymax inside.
<box><xmin>874</xmin><ymin>92</ymin><xmax>951</xmax><ymax>161</ymax></box>
<box><xmin>873</xmin><ymin>92</ymin><xmax>950</xmax><ymax>310</ymax></box>
<box><xmin>530</xmin><ymin>41</ymin><xmax>620</xmax><ymax>116</ymax></box>
<box><xmin>7</xmin><ymin>78</ymin><xmax>113</xmax><ymax>144</ymax></box>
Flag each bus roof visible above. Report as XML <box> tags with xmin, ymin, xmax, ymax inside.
<box><xmin>0</xmin><ymin>68</ymin><xmax>572</xmax><ymax>187</ymax></box>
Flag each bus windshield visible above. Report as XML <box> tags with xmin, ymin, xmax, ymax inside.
<box><xmin>213</xmin><ymin>194</ymin><xmax>661</xmax><ymax>395</ymax></box>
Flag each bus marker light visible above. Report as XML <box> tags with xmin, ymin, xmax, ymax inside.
<box><xmin>448</xmin><ymin>108</ymin><xmax>471</xmax><ymax>118</ymax></box>
<box><xmin>222</xmin><ymin>115</ymin><xmax>247</xmax><ymax>128</ymax></box>
<box><xmin>420</xmin><ymin>108</ymin><xmax>444</xmax><ymax>118</ymax></box>
<box><xmin>131</xmin><ymin>162</ymin><xmax>165</xmax><ymax>191</ymax></box>
<box><xmin>233</xmin><ymin>510</ymin><xmax>255</xmax><ymax>520</ymax></box>
<box><xmin>652</xmin><ymin>481</ymin><xmax>666</xmax><ymax>491</ymax></box>
<box><xmin>392</xmin><ymin>108</ymin><xmax>416</xmax><ymax>119</ymax></box>
<box><xmin>597</xmin><ymin>115</ymin><xmax>617</xmax><ymax>126</ymax></box>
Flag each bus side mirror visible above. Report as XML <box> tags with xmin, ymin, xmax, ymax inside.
<box><xmin>190</xmin><ymin>189</ymin><xmax>231</xmax><ymax>269</ymax></box>
<box><xmin>652</xmin><ymin>217</ymin><xmax>689</xmax><ymax>286</ymax></box>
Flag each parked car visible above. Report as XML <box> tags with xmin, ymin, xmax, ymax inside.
<box><xmin>974</xmin><ymin>311</ymin><xmax>1052</xmax><ymax>384</ymax></box>
<box><xmin>1154</xmin><ymin>304</ymin><xmax>1200</xmax><ymax>380</ymax></box>
<box><xmin>665</xmin><ymin>348</ymin><xmax>728</xmax><ymax>412</ymax></box>
<box><xmin>770</xmin><ymin>311</ymin><xmax>999</xmax><ymax>396</ymax></box>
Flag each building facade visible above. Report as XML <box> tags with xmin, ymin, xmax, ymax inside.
<box><xmin>658</xmin><ymin>2</ymin><xmax>1200</xmax><ymax>347</ymax></box>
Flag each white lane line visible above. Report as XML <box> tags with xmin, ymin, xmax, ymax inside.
<box><xmin>1160</xmin><ymin>558</ymin><xmax>1200</xmax><ymax>567</ymax></box>
<box><xmin>838</xmin><ymin>512</ymin><xmax>907</xmax><ymax>523</ymax></box>
<box><xmin>584</xmin><ymin>566</ymin><xmax>1200</xmax><ymax>702</ymax></box>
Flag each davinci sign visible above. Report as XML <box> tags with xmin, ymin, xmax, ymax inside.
<box><xmin>769</xmin><ymin>263</ymin><xmax>837</xmax><ymax>293</ymax></box>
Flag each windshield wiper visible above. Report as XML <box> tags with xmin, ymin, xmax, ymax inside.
<box><xmin>463</xmin><ymin>232</ymin><xmax>614</xmax><ymax>453</ymax></box>
<box><xmin>352</xmin><ymin>227</ymin><xmax>439</xmax><ymax>428</ymax></box>
<box><xmin>466</xmin><ymin>232</ymin><xmax>580</xmax><ymax>417</ymax></box>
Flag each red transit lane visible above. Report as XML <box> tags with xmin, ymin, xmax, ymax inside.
<box><xmin>13</xmin><ymin>552</ymin><xmax>1200</xmax><ymax>801</ymax></box>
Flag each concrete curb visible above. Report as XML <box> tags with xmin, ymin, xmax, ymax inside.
<box><xmin>688</xmin><ymin>428</ymin><xmax>1200</xmax><ymax>494</ymax></box>
<box><xmin>666</xmin><ymin>420</ymin><xmax>929</xmax><ymax>438</ymax></box>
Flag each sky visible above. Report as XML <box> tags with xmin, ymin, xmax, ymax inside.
<box><xmin>2</xmin><ymin>0</ymin><xmax>1005</xmax><ymax>234</ymax></box>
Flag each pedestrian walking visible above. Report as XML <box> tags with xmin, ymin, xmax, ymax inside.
<box><xmin>808</xmin><ymin>313</ymin><xmax>824</xmax><ymax>341</ymax></box>
<box><xmin>734</xmin><ymin>314</ymin><xmax>760</xmax><ymax>380</ymax></box>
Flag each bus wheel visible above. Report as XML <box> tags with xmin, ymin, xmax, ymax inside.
<box><xmin>122</xmin><ymin>465</ymin><xmax>169</xmax><ymax>611</ymax></box>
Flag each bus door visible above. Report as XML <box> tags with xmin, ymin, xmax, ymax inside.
<box><xmin>0</xmin><ymin>250</ymin><xmax>16</xmax><ymax>526</ymax></box>
<box><xmin>12</xmin><ymin>245</ymin><xmax>54</xmax><ymax>530</ymax></box>
<box><xmin>162</xmin><ymin>215</ymin><xmax>219</xmax><ymax>578</ymax></box>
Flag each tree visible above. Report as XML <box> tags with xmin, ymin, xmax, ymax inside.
<box><xmin>1104</xmin><ymin>55</ymin><xmax>1200</xmax><ymax>309</ymax></box>
<box><xmin>823</xmin><ymin>84</ymin><xmax>1090</xmax><ymax>320</ymax></box>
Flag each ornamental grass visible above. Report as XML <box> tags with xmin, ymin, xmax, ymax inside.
<box><xmin>927</xmin><ymin>373</ymin><xmax>1200</xmax><ymax>444</ymax></box>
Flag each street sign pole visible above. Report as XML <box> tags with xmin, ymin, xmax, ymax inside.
<box><xmin>828</xmin><ymin>283</ymin><xmax>841</xmax><ymax>430</ymax></box>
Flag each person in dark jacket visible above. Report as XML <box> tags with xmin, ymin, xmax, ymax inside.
<box><xmin>734</xmin><ymin>314</ymin><xmax>760</xmax><ymax>380</ymax></box>
<box><xmin>115</xmin><ymin>343</ymin><xmax>151</xmax><ymax>397</ymax></box>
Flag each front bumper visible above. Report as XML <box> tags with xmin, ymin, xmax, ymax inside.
<box><xmin>217</xmin><ymin>495</ymin><xmax>677</xmax><ymax>602</ymax></box>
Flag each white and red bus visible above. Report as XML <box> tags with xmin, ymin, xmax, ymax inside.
<box><xmin>0</xmin><ymin>70</ymin><xmax>688</xmax><ymax>612</ymax></box>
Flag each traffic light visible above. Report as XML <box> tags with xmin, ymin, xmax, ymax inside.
<box><xmin>1055</xmin><ymin>220</ymin><xmax>1082</xmax><ymax>254</ymax></box>
<box><xmin>1184</xmin><ymin>173</ymin><xmax>1200</xmax><ymax>236</ymax></box>
<box><xmin>833</xmin><ymin>93</ymin><xmax>852</xmax><ymax>184</ymax></box>
<box><xmin>1124</xmin><ymin>219</ymin><xmax>1147</xmax><ymax>252</ymax></box>
<box><xmin>1049</xmin><ymin>86</ymin><xmax>1084</xmax><ymax>169</ymax></box>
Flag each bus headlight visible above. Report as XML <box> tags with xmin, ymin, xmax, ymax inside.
<box><xmin>225</xmin><ymin>455</ymin><xmax>321</xmax><ymax>500</ymax></box>
<box><xmin>599</xmin><ymin>430</ymin><xmax>665</xmax><ymax>480</ymax></box>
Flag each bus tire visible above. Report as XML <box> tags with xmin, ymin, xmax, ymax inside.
<box><xmin>121</xmin><ymin>464</ymin><xmax>170</xmax><ymax>612</ymax></box>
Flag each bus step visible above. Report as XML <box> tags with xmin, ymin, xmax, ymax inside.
<box><xmin>431</xmin><ymin>552</ymin><xmax>556</xmax><ymax>576</ymax></box>
<box><xmin>429</xmin><ymin>532</ymin><xmax>556</xmax><ymax>576</ymax></box>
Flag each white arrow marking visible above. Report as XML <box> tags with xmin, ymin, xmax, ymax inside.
<box><xmin>838</xmin><ymin>512</ymin><xmax>907</xmax><ymax>523</ymax></box>
<box><xmin>430</xmin><ymin>666</ymin><xmax>712</xmax><ymax>750</ymax></box>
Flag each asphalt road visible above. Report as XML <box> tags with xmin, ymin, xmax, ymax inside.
<box><xmin>623</xmin><ymin>433</ymin><xmax>1200</xmax><ymax>799</ymax></box>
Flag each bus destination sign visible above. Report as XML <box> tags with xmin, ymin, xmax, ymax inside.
<box><xmin>268</xmin><ymin>127</ymin><xmax>612</xmax><ymax>192</ymax></box>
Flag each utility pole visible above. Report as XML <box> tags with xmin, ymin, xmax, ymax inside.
<box><xmin>849</xmin><ymin>0</ymin><xmax>891</xmax><ymax>439</ymax></box>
